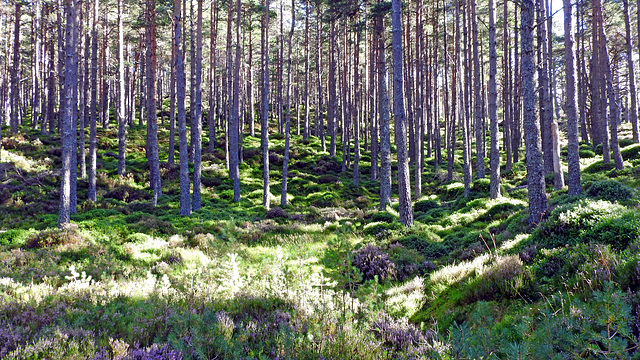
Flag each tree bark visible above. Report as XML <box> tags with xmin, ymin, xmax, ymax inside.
<box><xmin>488</xmin><ymin>0</ymin><xmax>500</xmax><ymax>199</ymax></box>
<box><xmin>117</xmin><ymin>0</ymin><xmax>126</xmax><ymax>175</ymax></box>
<box><xmin>391</xmin><ymin>0</ymin><xmax>413</xmax><ymax>226</ymax></box>
<box><xmin>377</xmin><ymin>11</ymin><xmax>391</xmax><ymax>210</ymax></box>
<box><xmin>623</xmin><ymin>0</ymin><xmax>639</xmax><ymax>143</ymax></box>
<box><xmin>88</xmin><ymin>0</ymin><xmax>98</xmax><ymax>202</ymax></box>
<box><xmin>564</xmin><ymin>0</ymin><xmax>583</xmax><ymax>197</ymax></box>
<box><xmin>230</xmin><ymin>0</ymin><xmax>241</xmax><ymax>202</ymax></box>
<box><xmin>146</xmin><ymin>0</ymin><xmax>162</xmax><ymax>205</ymax></box>
<box><xmin>261</xmin><ymin>0</ymin><xmax>270</xmax><ymax>209</ymax></box>
<box><xmin>10</xmin><ymin>3</ymin><xmax>21</xmax><ymax>134</ymax></box>
<box><xmin>192</xmin><ymin>0</ymin><xmax>204</xmax><ymax>210</ymax></box>
<box><xmin>281</xmin><ymin>0</ymin><xmax>295</xmax><ymax>208</ymax></box>
<box><xmin>59</xmin><ymin>0</ymin><xmax>78</xmax><ymax>227</ymax></box>
<box><xmin>174</xmin><ymin>0</ymin><xmax>190</xmax><ymax>216</ymax></box>
<box><xmin>522</xmin><ymin>0</ymin><xmax>547</xmax><ymax>224</ymax></box>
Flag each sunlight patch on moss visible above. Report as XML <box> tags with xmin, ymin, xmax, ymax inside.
<box><xmin>500</xmin><ymin>233</ymin><xmax>529</xmax><ymax>251</ymax></box>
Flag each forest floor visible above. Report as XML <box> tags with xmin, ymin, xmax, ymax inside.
<box><xmin>2</xmin><ymin>121</ymin><xmax>640</xmax><ymax>359</ymax></box>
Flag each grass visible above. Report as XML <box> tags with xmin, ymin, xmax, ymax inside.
<box><xmin>1</xmin><ymin>120</ymin><xmax>640</xmax><ymax>358</ymax></box>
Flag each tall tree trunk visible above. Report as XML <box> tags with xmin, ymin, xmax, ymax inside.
<box><xmin>328</xmin><ymin>19</ymin><xmax>337</xmax><ymax>158</ymax></box>
<box><xmin>377</xmin><ymin>11</ymin><xmax>391</xmax><ymax>210</ymax></box>
<box><xmin>522</xmin><ymin>0</ymin><xmax>547</xmax><ymax>224</ymax></box>
<box><xmin>281</xmin><ymin>0</ymin><xmax>295</xmax><ymax>208</ymax></box>
<box><xmin>208</xmin><ymin>1</ymin><xmax>218</xmax><ymax>151</ymax></box>
<box><xmin>59</xmin><ymin>0</ymin><xmax>78</xmax><ymax>227</ymax></box>
<box><xmin>488</xmin><ymin>0</ymin><xmax>500</xmax><ymax>199</ymax></box>
<box><xmin>353</xmin><ymin>21</ymin><xmax>361</xmax><ymax>187</ymax></box>
<box><xmin>303</xmin><ymin>0</ymin><xmax>310</xmax><ymax>141</ymax></box>
<box><xmin>391</xmin><ymin>0</ymin><xmax>413</xmax><ymax>226</ymax></box>
<box><xmin>117</xmin><ymin>0</ymin><xmax>126</xmax><ymax>175</ymax></box>
<box><xmin>623</xmin><ymin>0</ymin><xmax>639</xmax><ymax>143</ymax></box>
<box><xmin>564</xmin><ymin>0</ymin><xmax>581</xmax><ymax>196</ymax></box>
<box><xmin>88</xmin><ymin>0</ymin><xmax>98</xmax><ymax>202</ymax></box>
<box><xmin>537</xmin><ymin>0</ymin><xmax>553</xmax><ymax>175</ymax></box>
<box><xmin>146</xmin><ymin>0</ymin><xmax>162</xmax><ymax>205</ymax></box>
<box><xmin>261</xmin><ymin>0</ymin><xmax>270</xmax><ymax>209</ymax></box>
<box><xmin>191</xmin><ymin>0</ymin><xmax>203</xmax><ymax>210</ymax></box>
<box><xmin>10</xmin><ymin>3</ymin><xmax>20</xmax><ymax>134</ymax></box>
<box><xmin>230</xmin><ymin>0</ymin><xmax>241</xmax><ymax>202</ymax></box>
<box><xmin>175</xmin><ymin>0</ymin><xmax>190</xmax><ymax>216</ymax></box>
<box><xmin>472</xmin><ymin>0</ymin><xmax>484</xmax><ymax>179</ymax></box>
<box><xmin>168</xmin><ymin>22</ymin><xmax>177</xmax><ymax>165</ymax></box>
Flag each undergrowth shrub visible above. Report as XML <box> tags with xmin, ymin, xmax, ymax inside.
<box><xmin>388</xmin><ymin>243</ymin><xmax>426</xmax><ymax>281</ymax></box>
<box><xmin>586</xmin><ymin>180</ymin><xmax>637</xmax><ymax>204</ymax></box>
<box><xmin>414</xmin><ymin>199</ymin><xmax>439</xmax><ymax>213</ymax></box>
<box><xmin>352</xmin><ymin>244</ymin><xmax>396</xmax><ymax>282</ymax></box>
<box><xmin>363</xmin><ymin>221</ymin><xmax>402</xmax><ymax>237</ymax></box>
<box><xmin>621</xmin><ymin>144</ymin><xmax>640</xmax><ymax>160</ymax></box>
<box><xmin>466</xmin><ymin>255</ymin><xmax>530</xmax><ymax>302</ymax></box>
<box><xmin>398</xmin><ymin>234</ymin><xmax>448</xmax><ymax>259</ymax></box>
<box><xmin>371</xmin><ymin>313</ymin><xmax>434</xmax><ymax>356</ymax></box>
<box><xmin>25</xmin><ymin>228</ymin><xmax>84</xmax><ymax>249</ymax></box>
<box><xmin>370</xmin><ymin>211</ymin><xmax>396</xmax><ymax>223</ymax></box>
<box><xmin>104</xmin><ymin>185</ymin><xmax>150</xmax><ymax>202</ymax></box>
<box><xmin>530</xmin><ymin>199</ymin><xmax>627</xmax><ymax>249</ymax></box>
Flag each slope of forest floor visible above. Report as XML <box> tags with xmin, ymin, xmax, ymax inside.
<box><xmin>2</xmin><ymin>122</ymin><xmax>640</xmax><ymax>359</ymax></box>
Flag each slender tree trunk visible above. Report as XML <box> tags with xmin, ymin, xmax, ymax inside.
<box><xmin>261</xmin><ymin>0</ymin><xmax>270</xmax><ymax>209</ymax></box>
<box><xmin>230</xmin><ymin>0</ymin><xmax>241</xmax><ymax>202</ymax></box>
<box><xmin>281</xmin><ymin>0</ymin><xmax>294</xmax><ymax>208</ymax></box>
<box><xmin>59</xmin><ymin>0</ymin><xmax>78</xmax><ymax>227</ymax></box>
<box><xmin>472</xmin><ymin>0</ymin><xmax>484</xmax><ymax>179</ymax></box>
<box><xmin>146</xmin><ymin>0</ymin><xmax>162</xmax><ymax>205</ymax></box>
<box><xmin>117</xmin><ymin>0</ymin><xmax>126</xmax><ymax>175</ymax></box>
<box><xmin>623</xmin><ymin>0</ymin><xmax>639</xmax><ymax>143</ymax></box>
<box><xmin>303</xmin><ymin>0</ymin><xmax>310</xmax><ymax>141</ymax></box>
<box><xmin>208</xmin><ymin>1</ymin><xmax>218</xmax><ymax>151</ymax></box>
<box><xmin>191</xmin><ymin>0</ymin><xmax>203</xmax><ymax>210</ymax></box>
<box><xmin>370</xmin><ymin>21</ymin><xmax>379</xmax><ymax>181</ymax></box>
<box><xmin>10</xmin><ymin>3</ymin><xmax>20</xmax><ymax>134</ymax></box>
<box><xmin>175</xmin><ymin>0</ymin><xmax>190</xmax><ymax>216</ymax></box>
<box><xmin>522</xmin><ymin>0</ymin><xmax>547</xmax><ymax>224</ymax></box>
<box><xmin>391</xmin><ymin>0</ymin><xmax>413</xmax><ymax>226</ymax></box>
<box><xmin>377</xmin><ymin>12</ymin><xmax>391</xmax><ymax>210</ymax></box>
<box><xmin>88</xmin><ymin>0</ymin><xmax>98</xmax><ymax>202</ymax></box>
<box><xmin>168</xmin><ymin>23</ymin><xmax>177</xmax><ymax>165</ymax></box>
<box><xmin>537</xmin><ymin>0</ymin><xmax>553</xmax><ymax>175</ymax></box>
<box><xmin>328</xmin><ymin>19</ymin><xmax>337</xmax><ymax>158</ymax></box>
<box><xmin>564</xmin><ymin>0</ymin><xmax>581</xmax><ymax>196</ymax></box>
<box><xmin>353</xmin><ymin>23</ymin><xmax>361</xmax><ymax>187</ymax></box>
<box><xmin>488</xmin><ymin>0</ymin><xmax>500</xmax><ymax>199</ymax></box>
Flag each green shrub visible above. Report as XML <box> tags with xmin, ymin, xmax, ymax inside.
<box><xmin>363</xmin><ymin>221</ymin><xmax>402</xmax><ymax>236</ymax></box>
<box><xmin>399</xmin><ymin>234</ymin><xmax>449</xmax><ymax>259</ymax></box>
<box><xmin>531</xmin><ymin>199</ymin><xmax>628</xmax><ymax>249</ymax></box>
<box><xmin>578</xmin><ymin>149</ymin><xmax>596</xmax><ymax>158</ymax></box>
<box><xmin>467</xmin><ymin>255</ymin><xmax>530</xmax><ymax>301</ymax></box>
<box><xmin>25</xmin><ymin>228</ymin><xmax>84</xmax><ymax>249</ymax></box>
<box><xmin>586</xmin><ymin>180</ymin><xmax>637</xmax><ymax>203</ymax></box>
<box><xmin>472</xmin><ymin>178</ymin><xmax>491</xmax><ymax>193</ymax></box>
<box><xmin>476</xmin><ymin>202</ymin><xmax>525</xmax><ymax>222</ymax></box>
<box><xmin>582</xmin><ymin>210</ymin><xmax>640</xmax><ymax>250</ymax></box>
<box><xmin>388</xmin><ymin>243</ymin><xmax>426</xmax><ymax>281</ymax></box>
<box><xmin>414</xmin><ymin>199</ymin><xmax>439</xmax><ymax>213</ymax></box>
<box><xmin>370</xmin><ymin>211</ymin><xmax>396</xmax><ymax>223</ymax></box>
<box><xmin>619</xmin><ymin>138</ymin><xmax>635</xmax><ymax>148</ymax></box>
<box><xmin>621</xmin><ymin>144</ymin><xmax>640</xmax><ymax>159</ymax></box>
<box><xmin>317</xmin><ymin>174</ymin><xmax>339</xmax><ymax>184</ymax></box>
<box><xmin>583</xmin><ymin>160</ymin><xmax>616</xmax><ymax>174</ymax></box>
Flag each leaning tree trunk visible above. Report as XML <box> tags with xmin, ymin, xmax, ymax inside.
<box><xmin>522</xmin><ymin>0</ymin><xmax>547</xmax><ymax>224</ymax></box>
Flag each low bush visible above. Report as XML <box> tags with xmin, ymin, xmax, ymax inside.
<box><xmin>370</xmin><ymin>211</ymin><xmax>396</xmax><ymax>223</ymax></box>
<box><xmin>414</xmin><ymin>199</ymin><xmax>439</xmax><ymax>213</ymax></box>
<box><xmin>398</xmin><ymin>234</ymin><xmax>449</xmax><ymax>260</ymax></box>
<box><xmin>467</xmin><ymin>255</ymin><xmax>530</xmax><ymax>302</ymax></box>
<box><xmin>352</xmin><ymin>244</ymin><xmax>396</xmax><ymax>282</ymax></box>
<box><xmin>388</xmin><ymin>243</ymin><xmax>426</xmax><ymax>281</ymax></box>
<box><xmin>25</xmin><ymin>228</ymin><xmax>84</xmax><ymax>249</ymax></box>
<box><xmin>586</xmin><ymin>180</ymin><xmax>637</xmax><ymax>204</ymax></box>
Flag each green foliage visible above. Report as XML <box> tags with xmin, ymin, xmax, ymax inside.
<box><xmin>398</xmin><ymin>233</ymin><xmax>448</xmax><ymax>259</ymax></box>
<box><xmin>414</xmin><ymin>199</ymin><xmax>439</xmax><ymax>213</ymax></box>
<box><xmin>466</xmin><ymin>256</ymin><xmax>530</xmax><ymax>302</ymax></box>
<box><xmin>370</xmin><ymin>211</ymin><xmax>396</xmax><ymax>223</ymax></box>
<box><xmin>25</xmin><ymin>228</ymin><xmax>84</xmax><ymax>249</ymax></box>
<box><xmin>388</xmin><ymin>243</ymin><xmax>426</xmax><ymax>281</ymax></box>
<box><xmin>621</xmin><ymin>144</ymin><xmax>640</xmax><ymax>159</ymax></box>
<box><xmin>586</xmin><ymin>179</ymin><xmax>637</xmax><ymax>204</ymax></box>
